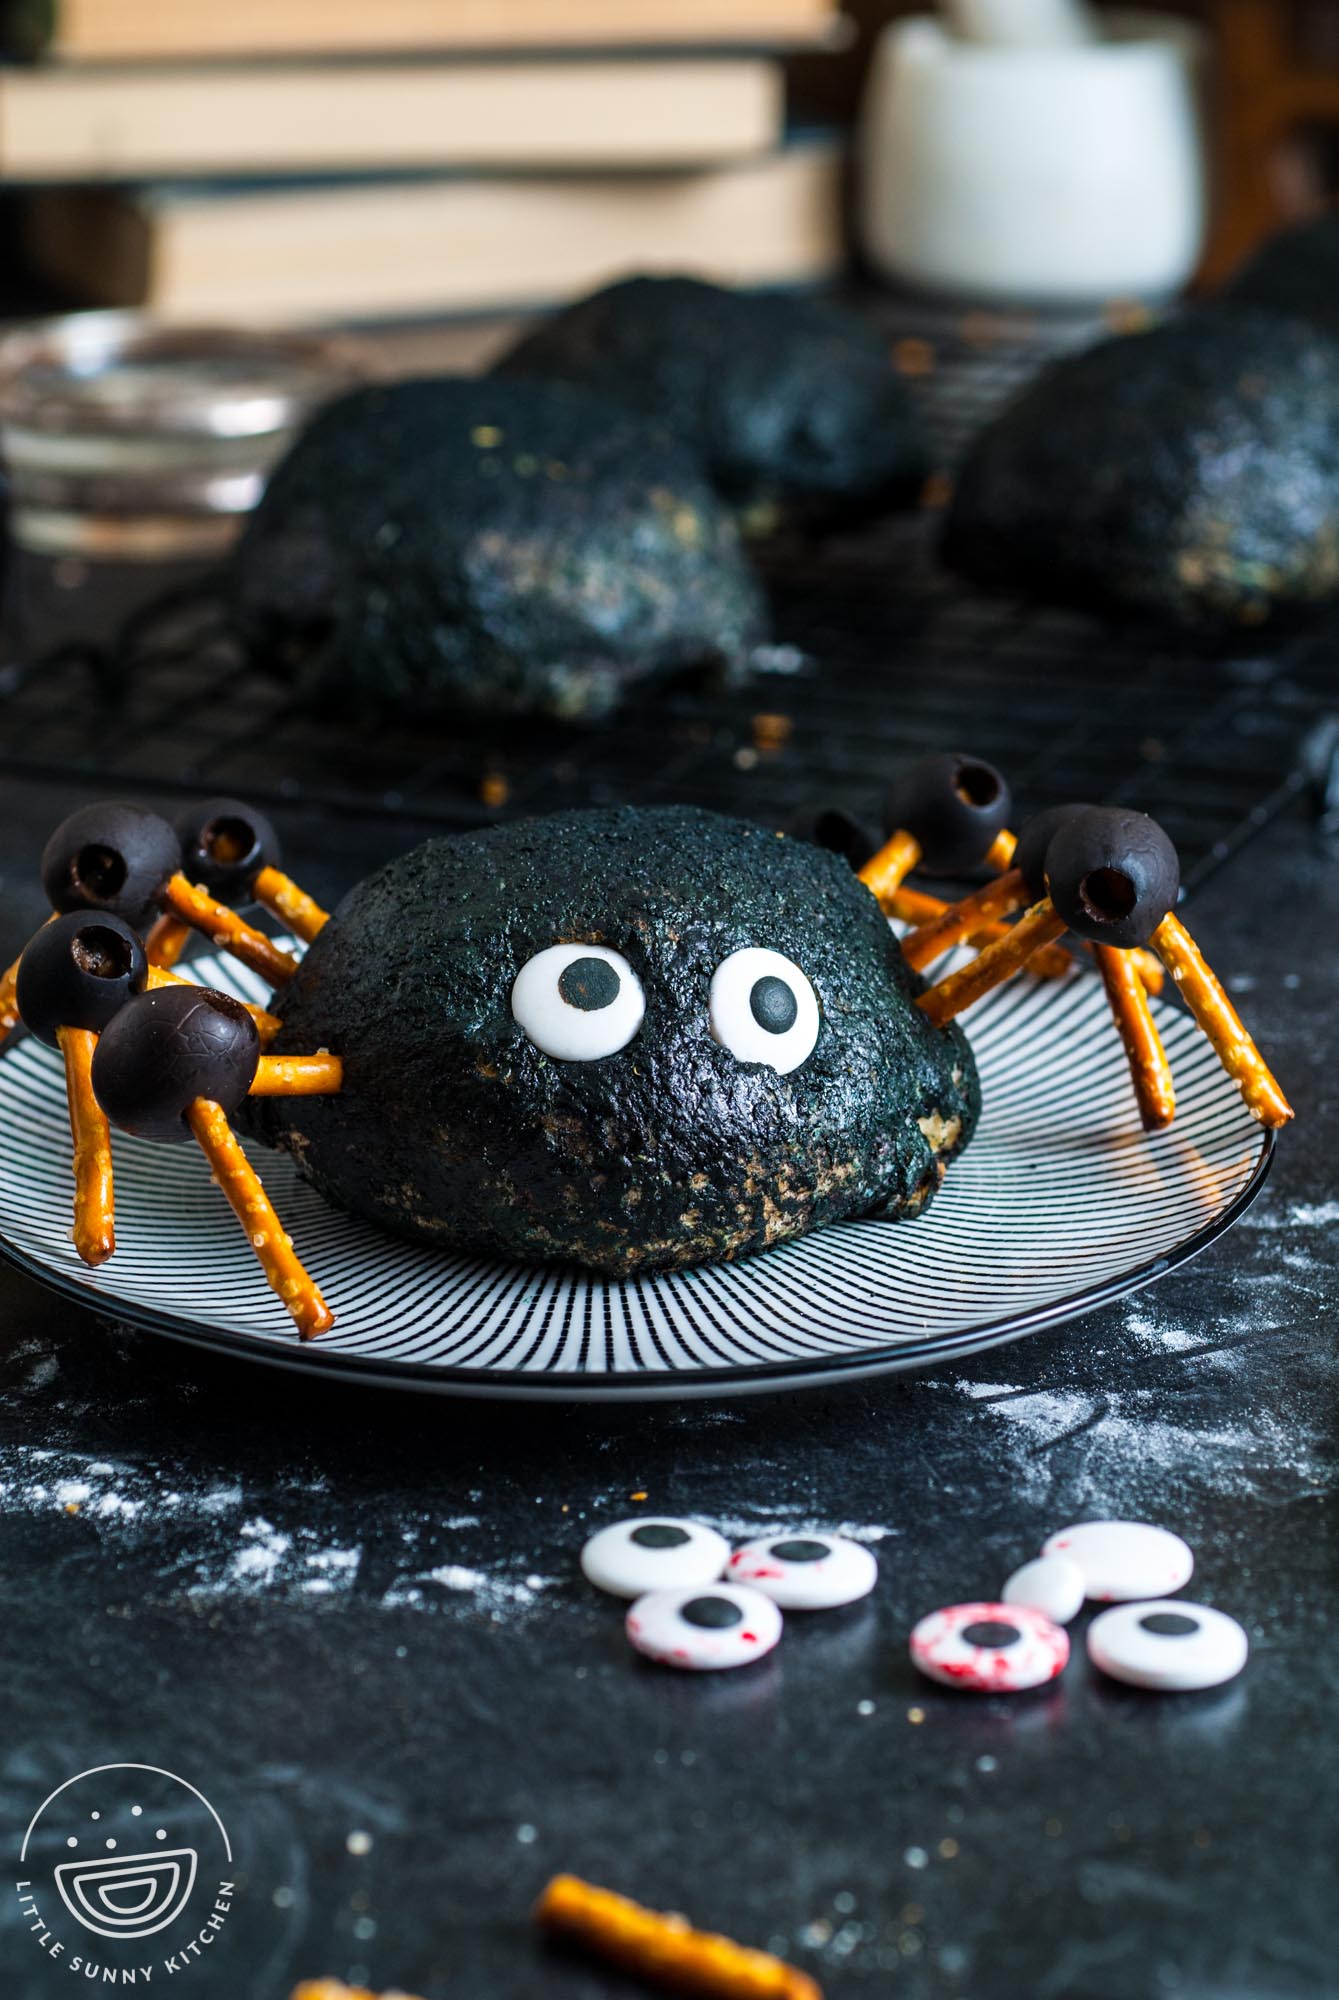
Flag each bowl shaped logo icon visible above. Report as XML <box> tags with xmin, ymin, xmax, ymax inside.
<box><xmin>55</xmin><ymin>1845</ymin><xmax>198</xmax><ymax>1940</ymax></box>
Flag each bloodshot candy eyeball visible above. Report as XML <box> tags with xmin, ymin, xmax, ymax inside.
<box><xmin>580</xmin><ymin>1518</ymin><xmax>729</xmax><ymax>1600</ymax></box>
<box><xmin>910</xmin><ymin>1602</ymin><xmax>1069</xmax><ymax>1692</ymax></box>
<box><xmin>728</xmin><ymin>1533</ymin><xmax>877</xmax><ymax>1609</ymax></box>
<box><xmin>626</xmin><ymin>1583</ymin><xmax>782</xmax><ymax>1672</ymax></box>
<box><xmin>1087</xmin><ymin>1601</ymin><xmax>1248</xmax><ymax>1692</ymax></box>
<box><xmin>1042</xmin><ymin>1521</ymin><xmax>1194</xmax><ymax>1603</ymax></box>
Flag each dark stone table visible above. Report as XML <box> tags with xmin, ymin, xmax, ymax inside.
<box><xmin>1</xmin><ymin>771</ymin><xmax>1335</xmax><ymax>2000</ymax></box>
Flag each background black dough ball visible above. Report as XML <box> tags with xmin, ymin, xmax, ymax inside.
<box><xmin>175</xmin><ymin>797</ymin><xmax>279</xmax><ymax>905</ymax></box>
<box><xmin>92</xmin><ymin>986</ymin><xmax>260</xmax><ymax>1142</ymax></box>
<box><xmin>492</xmin><ymin>275</ymin><xmax>928</xmax><ymax>523</ymax></box>
<box><xmin>243</xmin><ymin>806</ymin><xmax>980</xmax><ymax>1278</ymax></box>
<box><xmin>943</xmin><ymin>309</ymin><xmax>1339</xmax><ymax>631</ymax></box>
<box><xmin>232</xmin><ymin>376</ymin><xmax>766</xmax><ymax>724</ymax></box>
<box><xmin>1219</xmin><ymin>212</ymin><xmax>1339</xmax><ymax>338</ymax></box>
<box><xmin>40</xmin><ymin>802</ymin><xmax>179</xmax><ymax>929</ymax></box>
<box><xmin>15</xmin><ymin>912</ymin><xmax>147</xmax><ymax>1048</ymax></box>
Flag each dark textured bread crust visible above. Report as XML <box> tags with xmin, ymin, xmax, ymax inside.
<box><xmin>244</xmin><ymin>807</ymin><xmax>979</xmax><ymax>1277</ymax></box>
<box><xmin>494</xmin><ymin>276</ymin><xmax>928</xmax><ymax>521</ymax></box>
<box><xmin>232</xmin><ymin>376</ymin><xmax>765</xmax><ymax>723</ymax></box>
<box><xmin>943</xmin><ymin>309</ymin><xmax>1339</xmax><ymax>630</ymax></box>
<box><xmin>1221</xmin><ymin>213</ymin><xmax>1339</xmax><ymax>338</ymax></box>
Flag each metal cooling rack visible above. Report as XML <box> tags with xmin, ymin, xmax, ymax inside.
<box><xmin>0</xmin><ymin>303</ymin><xmax>1331</xmax><ymax>892</ymax></box>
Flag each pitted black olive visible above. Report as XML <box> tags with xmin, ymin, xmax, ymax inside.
<box><xmin>1013</xmin><ymin>802</ymin><xmax>1089</xmax><ymax>900</ymax></box>
<box><xmin>1044</xmin><ymin>806</ymin><xmax>1180</xmax><ymax>949</ymax></box>
<box><xmin>175</xmin><ymin>797</ymin><xmax>280</xmax><ymax>905</ymax></box>
<box><xmin>881</xmin><ymin>753</ymin><xmax>1012</xmax><ymax>875</ymax></box>
<box><xmin>15</xmin><ymin>913</ymin><xmax>147</xmax><ymax>1049</ymax></box>
<box><xmin>91</xmin><ymin>985</ymin><xmax>260</xmax><ymax>1143</ymax></box>
<box><xmin>801</xmin><ymin>806</ymin><xmax>880</xmax><ymax>871</ymax></box>
<box><xmin>40</xmin><ymin>803</ymin><xmax>179</xmax><ymax>929</ymax></box>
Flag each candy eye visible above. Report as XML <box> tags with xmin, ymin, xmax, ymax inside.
<box><xmin>626</xmin><ymin>1583</ymin><xmax>783</xmax><ymax>1672</ymax></box>
<box><xmin>909</xmin><ymin>1601</ymin><xmax>1070</xmax><ymax>1692</ymax></box>
<box><xmin>581</xmin><ymin>1518</ymin><xmax>730</xmax><ymax>1600</ymax></box>
<box><xmin>1087</xmin><ymin>1600</ymin><xmax>1248</xmax><ymax>1691</ymax></box>
<box><xmin>728</xmin><ymin>1533</ymin><xmax>878</xmax><ymax>1609</ymax></box>
<box><xmin>511</xmin><ymin>943</ymin><xmax>644</xmax><ymax>1060</ymax></box>
<box><xmin>708</xmin><ymin>948</ymin><xmax>819</xmax><ymax>1075</ymax></box>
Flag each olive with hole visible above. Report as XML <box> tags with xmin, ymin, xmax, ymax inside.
<box><xmin>882</xmin><ymin>753</ymin><xmax>1012</xmax><ymax>874</ymax></box>
<box><xmin>175</xmin><ymin>797</ymin><xmax>280</xmax><ymax>906</ymax></box>
<box><xmin>91</xmin><ymin>986</ymin><xmax>260</xmax><ymax>1142</ymax></box>
<box><xmin>1044</xmin><ymin>806</ymin><xmax>1180</xmax><ymax>949</ymax></box>
<box><xmin>801</xmin><ymin>806</ymin><xmax>880</xmax><ymax>871</ymax></box>
<box><xmin>15</xmin><ymin>912</ymin><xmax>147</xmax><ymax>1048</ymax></box>
<box><xmin>1013</xmin><ymin>802</ymin><xmax>1089</xmax><ymax>899</ymax></box>
<box><xmin>40</xmin><ymin>803</ymin><xmax>180</xmax><ymax>929</ymax></box>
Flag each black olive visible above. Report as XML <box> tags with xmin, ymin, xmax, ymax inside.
<box><xmin>175</xmin><ymin>797</ymin><xmax>280</xmax><ymax>906</ymax></box>
<box><xmin>14</xmin><ymin>913</ymin><xmax>147</xmax><ymax>1049</ymax></box>
<box><xmin>40</xmin><ymin>803</ymin><xmax>179</xmax><ymax>929</ymax></box>
<box><xmin>91</xmin><ymin>986</ymin><xmax>260</xmax><ymax>1143</ymax></box>
<box><xmin>798</xmin><ymin>806</ymin><xmax>880</xmax><ymax>871</ymax></box>
<box><xmin>1044</xmin><ymin>806</ymin><xmax>1180</xmax><ymax>948</ymax></box>
<box><xmin>881</xmin><ymin>753</ymin><xmax>1012</xmax><ymax>875</ymax></box>
<box><xmin>1013</xmin><ymin>802</ymin><xmax>1089</xmax><ymax>899</ymax></box>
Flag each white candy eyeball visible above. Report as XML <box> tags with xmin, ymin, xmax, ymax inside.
<box><xmin>910</xmin><ymin>1601</ymin><xmax>1069</xmax><ymax>1692</ymax></box>
<box><xmin>1087</xmin><ymin>1601</ymin><xmax>1248</xmax><ymax>1692</ymax></box>
<box><xmin>626</xmin><ymin>1583</ymin><xmax>782</xmax><ymax>1672</ymax></box>
<box><xmin>1042</xmin><ymin>1521</ymin><xmax>1194</xmax><ymax>1604</ymax></box>
<box><xmin>708</xmin><ymin>947</ymin><xmax>820</xmax><ymax>1076</ymax></box>
<box><xmin>511</xmin><ymin>942</ymin><xmax>644</xmax><ymax>1061</ymax></box>
<box><xmin>580</xmin><ymin>1518</ymin><xmax>729</xmax><ymax>1601</ymax></box>
<box><xmin>1002</xmin><ymin>1554</ymin><xmax>1086</xmax><ymax>1626</ymax></box>
<box><xmin>728</xmin><ymin>1533</ymin><xmax>877</xmax><ymax>1609</ymax></box>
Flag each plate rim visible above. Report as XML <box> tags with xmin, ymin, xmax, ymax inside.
<box><xmin>0</xmin><ymin>1127</ymin><xmax>1275</xmax><ymax>1400</ymax></box>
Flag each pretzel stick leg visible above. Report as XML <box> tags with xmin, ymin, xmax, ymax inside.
<box><xmin>253</xmin><ymin>864</ymin><xmax>330</xmax><ymax>944</ymax></box>
<box><xmin>160</xmin><ymin>874</ymin><xmax>299</xmax><ymax>986</ymax></box>
<box><xmin>57</xmin><ymin>1025</ymin><xmax>115</xmax><ymax>1265</ymax></box>
<box><xmin>145</xmin><ymin>914</ymin><xmax>193</xmax><ymax>968</ymax></box>
<box><xmin>887</xmin><ymin>884</ymin><xmax>1073</xmax><ymax>979</ymax></box>
<box><xmin>144</xmin><ymin>963</ymin><xmax>284</xmax><ymax>1044</ymax></box>
<box><xmin>984</xmin><ymin>827</ymin><xmax>1017</xmax><ymax>870</ymax></box>
<box><xmin>902</xmin><ymin>867</ymin><xmax>1028</xmax><ymax>971</ymax></box>
<box><xmin>1094</xmin><ymin>944</ymin><xmax>1176</xmax><ymax>1132</ymax></box>
<box><xmin>250</xmin><ymin>1053</ymin><xmax>344</xmax><ymax>1095</ymax></box>
<box><xmin>918</xmin><ymin>898</ymin><xmax>1069</xmax><ymax>1027</ymax></box>
<box><xmin>1152</xmin><ymin>913</ymin><xmax>1293</xmax><ymax>1127</ymax></box>
<box><xmin>186</xmin><ymin>1099</ymin><xmax>333</xmax><ymax>1337</ymax></box>
<box><xmin>857</xmin><ymin>828</ymin><xmax>921</xmax><ymax>902</ymax></box>
<box><xmin>535</xmin><ymin>1875</ymin><xmax>823</xmax><ymax>2000</ymax></box>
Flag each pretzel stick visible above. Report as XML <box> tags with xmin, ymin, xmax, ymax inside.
<box><xmin>918</xmin><ymin>898</ymin><xmax>1068</xmax><ymax>1027</ymax></box>
<box><xmin>291</xmin><ymin>1986</ymin><xmax>427</xmax><ymax>2000</ymax></box>
<box><xmin>1152</xmin><ymin>913</ymin><xmax>1293</xmax><ymax>1127</ymax></box>
<box><xmin>144</xmin><ymin>964</ymin><xmax>284</xmax><ymax>1045</ymax></box>
<box><xmin>57</xmin><ymin>1025</ymin><xmax>115</xmax><ymax>1266</ymax></box>
<box><xmin>884</xmin><ymin>883</ymin><xmax>1074</xmax><ymax>979</ymax></box>
<box><xmin>160</xmin><ymin>874</ymin><xmax>298</xmax><ymax>985</ymax></box>
<box><xmin>901</xmin><ymin>868</ymin><xmax>1028</xmax><ymax>971</ymax></box>
<box><xmin>984</xmin><ymin>827</ymin><xmax>1017</xmax><ymax>870</ymax></box>
<box><xmin>250</xmin><ymin>1053</ymin><xmax>344</xmax><ymax>1095</ymax></box>
<box><xmin>186</xmin><ymin>1098</ymin><xmax>333</xmax><ymax>1336</ymax></box>
<box><xmin>857</xmin><ymin>828</ymin><xmax>921</xmax><ymax>902</ymax></box>
<box><xmin>254</xmin><ymin>865</ymin><xmax>330</xmax><ymax>944</ymax></box>
<box><xmin>145</xmin><ymin>914</ymin><xmax>193</xmax><ymax>968</ymax></box>
<box><xmin>535</xmin><ymin>1876</ymin><xmax>822</xmax><ymax>2000</ymax></box>
<box><xmin>1094</xmin><ymin>944</ymin><xmax>1176</xmax><ymax>1131</ymax></box>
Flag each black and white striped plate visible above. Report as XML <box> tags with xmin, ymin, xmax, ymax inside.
<box><xmin>0</xmin><ymin>950</ymin><xmax>1273</xmax><ymax>1398</ymax></box>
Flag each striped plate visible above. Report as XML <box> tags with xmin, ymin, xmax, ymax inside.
<box><xmin>0</xmin><ymin>949</ymin><xmax>1272</xmax><ymax>1398</ymax></box>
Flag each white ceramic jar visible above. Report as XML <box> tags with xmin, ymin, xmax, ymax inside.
<box><xmin>858</xmin><ymin>9</ymin><xmax>1207</xmax><ymax>304</ymax></box>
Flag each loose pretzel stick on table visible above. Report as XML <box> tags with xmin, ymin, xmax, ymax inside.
<box><xmin>536</xmin><ymin>1875</ymin><xmax>823</xmax><ymax>2000</ymax></box>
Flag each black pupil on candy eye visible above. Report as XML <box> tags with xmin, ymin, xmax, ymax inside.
<box><xmin>1139</xmin><ymin>1611</ymin><xmax>1200</xmax><ymax>1637</ymax></box>
<box><xmin>558</xmin><ymin>957</ymin><xmax>620</xmax><ymax>1011</ymax></box>
<box><xmin>750</xmin><ymin>975</ymin><xmax>798</xmax><ymax>1035</ymax></box>
<box><xmin>74</xmin><ymin>844</ymin><xmax>126</xmax><ymax>898</ymax></box>
<box><xmin>771</xmin><ymin>1539</ymin><xmax>829</xmax><ymax>1563</ymax></box>
<box><xmin>961</xmin><ymin>1620</ymin><xmax>1020</xmax><ymax>1649</ymax></box>
<box><xmin>681</xmin><ymin>1596</ymin><xmax>743</xmax><ymax>1630</ymax></box>
<box><xmin>631</xmin><ymin>1525</ymin><xmax>691</xmax><ymax>1550</ymax></box>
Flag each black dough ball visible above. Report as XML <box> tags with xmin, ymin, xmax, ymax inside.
<box><xmin>176</xmin><ymin>797</ymin><xmax>280</xmax><ymax>905</ymax></box>
<box><xmin>1044</xmin><ymin>807</ymin><xmax>1180</xmax><ymax>949</ymax></box>
<box><xmin>15</xmin><ymin>912</ymin><xmax>147</xmax><ymax>1048</ymax></box>
<box><xmin>493</xmin><ymin>274</ymin><xmax>929</xmax><ymax>522</ymax></box>
<box><xmin>91</xmin><ymin>986</ymin><xmax>260</xmax><ymax>1143</ymax></box>
<box><xmin>882</xmin><ymin>753</ymin><xmax>1012</xmax><ymax>875</ymax></box>
<box><xmin>799</xmin><ymin>806</ymin><xmax>880</xmax><ymax>872</ymax></box>
<box><xmin>41</xmin><ymin>802</ymin><xmax>179</xmax><ymax>929</ymax></box>
<box><xmin>1219</xmin><ymin>212</ymin><xmax>1339</xmax><ymax>339</ymax></box>
<box><xmin>1013</xmin><ymin>802</ymin><xmax>1088</xmax><ymax>900</ymax></box>
<box><xmin>244</xmin><ymin>806</ymin><xmax>980</xmax><ymax>1277</ymax></box>
<box><xmin>233</xmin><ymin>375</ymin><xmax>765</xmax><ymax>724</ymax></box>
<box><xmin>944</xmin><ymin>309</ymin><xmax>1339</xmax><ymax>631</ymax></box>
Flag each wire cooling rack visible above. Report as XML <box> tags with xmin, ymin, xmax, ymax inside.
<box><xmin>0</xmin><ymin>302</ymin><xmax>1331</xmax><ymax>891</ymax></box>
